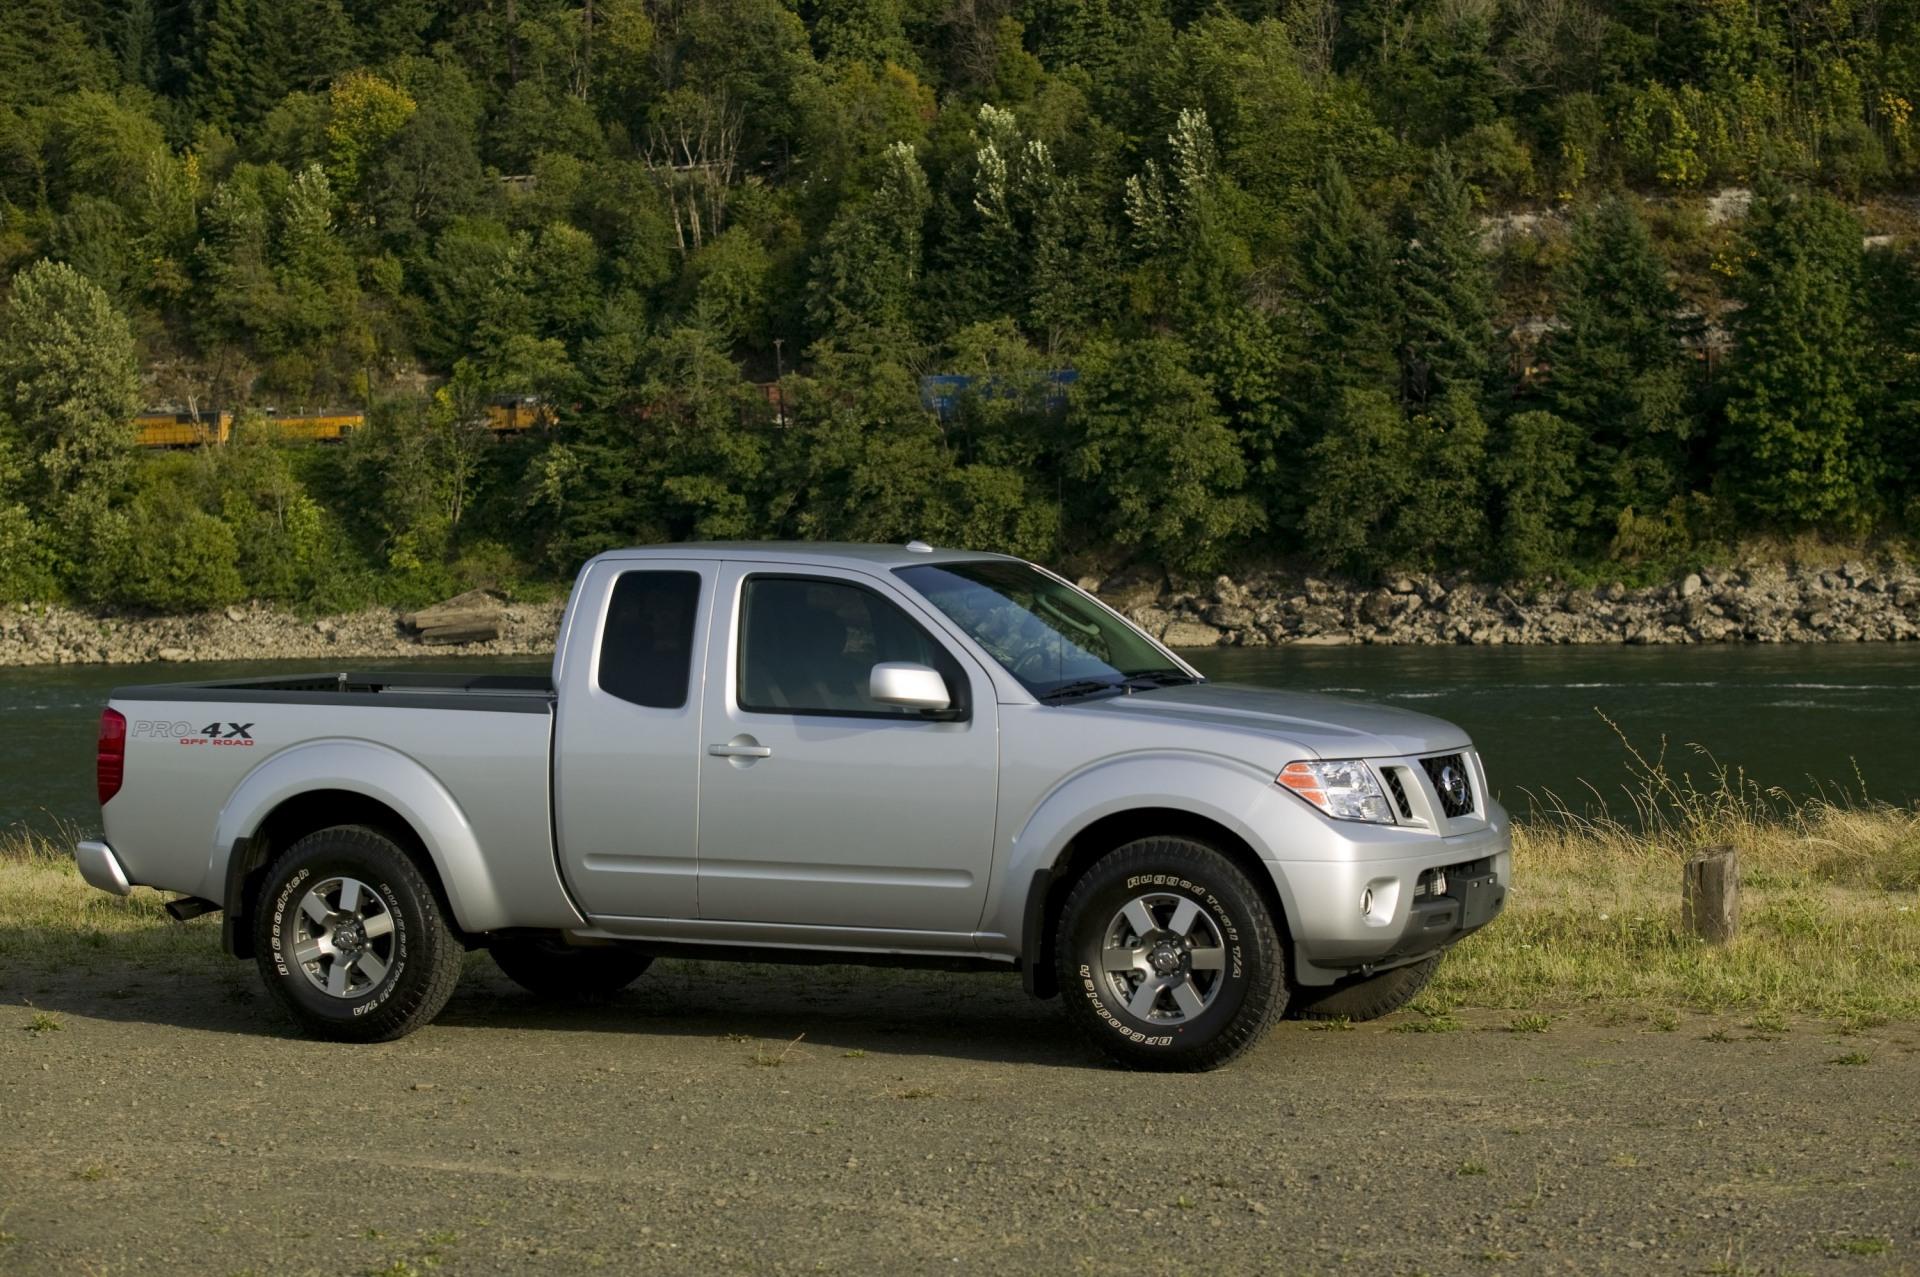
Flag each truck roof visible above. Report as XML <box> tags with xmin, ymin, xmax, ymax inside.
<box><xmin>590</xmin><ymin>542</ymin><xmax>1026</xmax><ymax>572</ymax></box>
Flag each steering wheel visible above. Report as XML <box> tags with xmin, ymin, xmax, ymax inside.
<box><xmin>1012</xmin><ymin>648</ymin><xmax>1055</xmax><ymax>682</ymax></box>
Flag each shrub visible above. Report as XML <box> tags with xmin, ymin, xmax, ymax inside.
<box><xmin>113</xmin><ymin>487</ymin><xmax>245</xmax><ymax>611</ymax></box>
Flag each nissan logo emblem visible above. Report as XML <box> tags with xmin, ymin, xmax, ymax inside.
<box><xmin>1439</xmin><ymin>764</ymin><xmax>1469</xmax><ymax>808</ymax></box>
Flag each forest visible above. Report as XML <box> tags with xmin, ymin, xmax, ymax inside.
<box><xmin>4</xmin><ymin>0</ymin><xmax>1920</xmax><ymax>612</ymax></box>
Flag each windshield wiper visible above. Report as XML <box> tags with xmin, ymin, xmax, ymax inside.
<box><xmin>1036</xmin><ymin>679</ymin><xmax>1128</xmax><ymax>703</ymax></box>
<box><xmin>1121</xmin><ymin>670</ymin><xmax>1199</xmax><ymax>689</ymax></box>
<box><xmin>1038</xmin><ymin>671</ymin><xmax>1197</xmax><ymax>703</ymax></box>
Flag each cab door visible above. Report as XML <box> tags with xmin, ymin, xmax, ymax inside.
<box><xmin>694</xmin><ymin>565</ymin><xmax>1000</xmax><ymax>936</ymax></box>
<box><xmin>553</xmin><ymin>558</ymin><xmax>715</xmax><ymax>920</ymax></box>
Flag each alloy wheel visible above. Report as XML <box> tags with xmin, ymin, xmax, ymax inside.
<box><xmin>292</xmin><ymin>876</ymin><xmax>397</xmax><ymax>999</ymax></box>
<box><xmin>1098</xmin><ymin>892</ymin><xmax>1227</xmax><ymax>1023</ymax></box>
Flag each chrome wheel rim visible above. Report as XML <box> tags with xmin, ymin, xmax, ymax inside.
<box><xmin>1099</xmin><ymin>892</ymin><xmax>1227</xmax><ymax>1024</ymax></box>
<box><xmin>292</xmin><ymin>876</ymin><xmax>397</xmax><ymax>999</ymax></box>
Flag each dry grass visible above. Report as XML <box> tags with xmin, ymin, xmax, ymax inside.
<box><xmin>6</xmin><ymin>735</ymin><xmax>1919</xmax><ymax>1022</ymax></box>
<box><xmin>1437</xmin><ymin>722</ymin><xmax>1920</xmax><ymax>1020</ymax></box>
<box><xmin>0</xmin><ymin>824</ymin><xmax>224</xmax><ymax>971</ymax></box>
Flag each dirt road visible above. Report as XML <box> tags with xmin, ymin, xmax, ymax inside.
<box><xmin>3</xmin><ymin>958</ymin><xmax>1916</xmax><ymax>1275</ymax></box>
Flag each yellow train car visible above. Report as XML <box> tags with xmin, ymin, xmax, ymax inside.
<box><xmin>136</xmin><ymin>401</ymin><xmax>548</xmax><ymax>449</ymax></box>
<box><xmin>486</xmin><ymin>398</ymin><xmax>554</xmax><ymax>433</ymax></box>
<box><xmin>260</xmin><ymin>412</ymin><xmax>365</xmax><ymax>443</ymax></box>
<box><xmin>133</xmin><ymin>412</ymin><xmax>233</xmax><ymax>448</ymax></box>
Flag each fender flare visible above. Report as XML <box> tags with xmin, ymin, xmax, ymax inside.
<box><xmin>1003</xmin><ymin>751</ymin><xmax>1306</xmax><ymax>996</ymax></box>
<box><xmin>211</xmin><ymin>738</ymin><xmax>514</xmax><ymax>934</ymax></box>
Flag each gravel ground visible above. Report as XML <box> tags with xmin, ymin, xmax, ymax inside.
<box><xmin>2</xmin><ymin>959</ymin><xmax>1917</xmax><ymax>1276</ymax></box>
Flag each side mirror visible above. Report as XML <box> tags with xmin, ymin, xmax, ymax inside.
<box><xmin>869</xmin><ymin>661</ymin><xmax>951</xmax><ymax>712</ymax></box>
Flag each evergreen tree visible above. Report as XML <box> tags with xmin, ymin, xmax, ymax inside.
<box><xmin>1720</xmin><ymin>184</ymin><xmax>1876</xmax><ymax>527</ymax></box>
<box><xmin>1542</xmin><ymin>195</ymin><xmax>1693</xmax><ymax>529</ymax></box>
<box><xmin>1862</xmin><ymin>243</ymin><xmax>1920</xmax><ymax>519</ymax></box>
<box><xmin>809</xmin><ymin>141</ymin><xmax>930</xmax><ymax>346</ymax></box>
<box><xmin>1403</xmin><ymin>386</ymin><xmax>1488</xmax><ymax>563</ymax></box>
<box><xmin>1399</xmin><ymin>146</ymin><xmax>1495</xmax><ymax>408</ymax></box>
<box><xmin>1490</xmin><ymin>410</ymin><xmax>1587</xmax><ymax>579</ymax></box>
<box><xmin>1301</xmin><ymin>387</ymin><xmax>1413</xmax><ymax>576</ymax></box>
<box><xmin>1295</xmin><ymin>161</ymin><xmax>1399</xmax><ymax>403</ymax></box>
<box><xmin>191</xmin><ymin>0</ymin><xmax>261</xmax><ymax>129</ymax></box>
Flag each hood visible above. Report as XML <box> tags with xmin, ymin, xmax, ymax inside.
<box><xmin>1062</xmin><ymin>681</ymin><xmax>1472</xmax><ymax>760</ymax></box>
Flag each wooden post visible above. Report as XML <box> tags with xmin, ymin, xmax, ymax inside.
<box><xmin>1683</xmin><ymin>845</ymin><xmax>1740</xmax><ymax>943</ymax></box>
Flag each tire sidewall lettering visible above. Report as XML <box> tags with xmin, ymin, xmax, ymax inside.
<box><xmin>269</xmin><ymin>866</ymin><xmax>310</xmax><ymax>977</ymax></box>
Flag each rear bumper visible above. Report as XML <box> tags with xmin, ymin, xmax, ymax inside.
<box><xmin>75</xmin><ymin>839</ymin><xmax>134</xmax><ymax>896</ymax></box>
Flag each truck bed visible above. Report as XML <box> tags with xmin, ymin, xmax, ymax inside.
<box><xmin>109</xmin><ymin>669</ymin><xmax>555</xmax><ymax>713</ymax></box>
<box><xmin>103</xmin><ymin>669</ymin><xmax>566</xmax><ymax>922</ymax></box>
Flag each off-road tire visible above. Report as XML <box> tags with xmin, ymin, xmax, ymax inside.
<box><xmin>1287</xmin><ymin>953</ymin><xmax>1441</xmax><ymax>1022</ymax></box>
<box><xmin>1054</xmin><ymin>836</ymin><xmax>1285</xmax><ymax>1071</ymax></box>
<box><xmin>489</xmin><ymin>936</ymin><xmax>653</xmax><ymax>1000</ymax></box>
<box><xmin>252</xmin><ymin>825</ymin><xmax>464</xmax><ymax>1043</ymax></box>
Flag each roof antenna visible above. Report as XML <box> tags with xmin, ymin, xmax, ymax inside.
<box><xmin>904</xmin><ymin>540</ymin><xmax>934</xmax><ymax>553</ymax></box>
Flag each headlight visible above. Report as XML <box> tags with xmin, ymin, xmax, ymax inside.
<box><xmin>1277</xmin><ymin>760</ymin><xmax>1396</xmax><ymax>824</ymax></box>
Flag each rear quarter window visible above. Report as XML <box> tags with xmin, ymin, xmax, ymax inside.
<box><xmin>598</xmin><ymin>571</ymin><xmax>701</xmax><ymax>709</ymax></box>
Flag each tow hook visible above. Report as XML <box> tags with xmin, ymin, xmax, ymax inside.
<box><xmin>164</xmin><ymin>896</ymin><xmax>221</xmax><ymax>923</ymax></box>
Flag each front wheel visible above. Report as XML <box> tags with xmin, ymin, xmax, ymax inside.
<box><xmin>252</xmin><ymin>826</ymin><xmax>464</xmax><ymax>1043</ymax></box>
<box><xmin>1054</xmin><ymin>836</ymin><xmax>1285</xmax><ymax>1071</ymax></box>
<box><xmin>489</xmin><ymin>935</ymin><xmax>653</xmax><ymax>1000</ymax></box>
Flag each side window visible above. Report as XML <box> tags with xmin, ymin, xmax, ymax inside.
<box><xmin>598</xmin><ymin>571</ymin><xmax>701</xmax><ymax>709</ymax></box>
<box><xmin>738</xmin><ymin>576</ymin><xmax>964</xmax><ymax>717</ymax></box>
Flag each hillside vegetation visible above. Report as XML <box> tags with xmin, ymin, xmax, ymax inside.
<box><xmin>5</xmin><ymin>1</ymin><xmax>1920</xmax><ymax>609</ymax></box>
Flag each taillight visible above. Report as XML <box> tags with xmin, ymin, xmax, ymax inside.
<box><xmin>97</xmin><ymin>708</ymin><xmax>126</xmax><ymax>806</ymax></box>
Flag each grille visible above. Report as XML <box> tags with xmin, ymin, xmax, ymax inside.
<box><xmin>1420</xmin><ymin>753</ymin><xmax>1476</xmax><ymax>818</ymax></box>
<box><xmin>1381</xmin><ymin>768</ymin><xmax>1414</xmax><ymax>820</ymax></box>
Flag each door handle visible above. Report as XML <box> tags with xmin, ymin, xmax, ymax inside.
<box><xmin>708</xmin><ymin>742</ymin><xmax>772</xmax><ymax>758</ymax></box>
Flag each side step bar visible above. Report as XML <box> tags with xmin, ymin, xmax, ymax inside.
<box><xmin>165</xmin><ymin>896</ymin><xmax>221</xmax><ymax>923</ymax></box>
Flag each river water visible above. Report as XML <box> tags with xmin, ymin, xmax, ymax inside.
<box><xmin>5</xmin><ymin>644</ymin><xmax>1916</xmax><ymax>838</ymax></box>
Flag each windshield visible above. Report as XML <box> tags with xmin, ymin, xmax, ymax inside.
<box><xmin>895</xmin><ymin>560</ymin><xmax>1195</xmax><ymax>701</ymax></box>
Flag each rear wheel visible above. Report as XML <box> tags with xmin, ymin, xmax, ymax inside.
<box><xmin>489</xmin><ymin>935</ymin><xmax>653</xmax><ymax>1000</ymax></box>
<box><xmin>252</xmin><ymin>826</ymin><xmax>463</xmax><ymax>1043</ymax></box>
<box><xmin>1054</xmin><ymin>836</ymin><xmax>1284</xmax><ymax>1071</ymax></box>
<box><xmin>1288</xmin><ymin>954</ymin><xmax>1442</xmax><ymax>1022</ymax></box>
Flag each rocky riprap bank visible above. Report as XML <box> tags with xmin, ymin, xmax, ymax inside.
<box><xmin>1093</xmin><ymin>560</ymin><xmax>1920</xmax><ymax>648</ymax></box>
<box><xmin>3</xmin><ymin>560</ymin><xmax>1917</xmax><ymax>666</ymax></box>
<box><xmin>0</xmin><ymin>599</ymin><xmax>565</xmax><ymax>667</ymax></box>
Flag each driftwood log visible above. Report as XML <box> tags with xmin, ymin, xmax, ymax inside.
<box><xmin>402</xmin><ymin>589</ymin><xmax>503</xmax><ymax>645</ymax></box>
<box><xmin>1682</xmin><ymin>844</ymin><xmax>1740</xmax><ymax>944</ymax></box>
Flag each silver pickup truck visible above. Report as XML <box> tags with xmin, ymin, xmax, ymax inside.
<box><xmin>78</xmin><ymin>543</ymin><xmax>1509</xmax><ymax>1069</ymax></box>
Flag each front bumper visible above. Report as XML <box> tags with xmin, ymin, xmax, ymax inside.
<box><xmin>1271</xmin><ymin>817</ymin><xmax>1511</xmax><ymax>985</ymax></box>
<box><xmin>75</xmin><ymin>839</ymin><xmax>133</xmax><ymax>896</ymax></box>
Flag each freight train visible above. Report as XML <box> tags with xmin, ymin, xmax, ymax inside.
<box><xmin>132</xmin><ymin>401</ymin><xmax>552</xmax><ymax>449</ymax></box>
